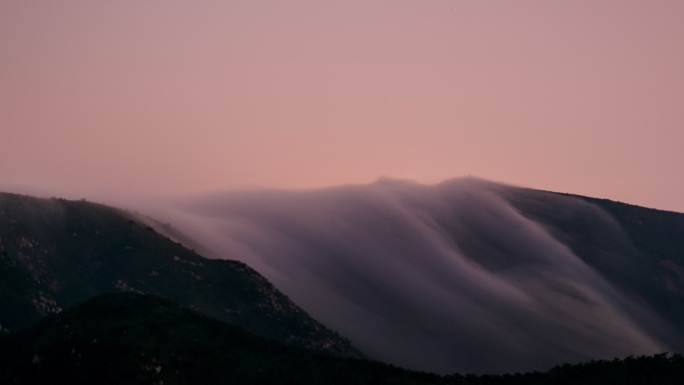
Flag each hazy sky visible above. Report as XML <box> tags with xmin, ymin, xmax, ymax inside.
<box><xmin>2</xmin><ymin>0</ymin><xmax>683</xmax><ymax>211</ymax></box>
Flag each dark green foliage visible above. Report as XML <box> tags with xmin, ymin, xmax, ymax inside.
<box><xmin>0</xmin><ymin>192</ymin><xmax>359</xmax><ymax>356</ymax></box>
<box><xmin>1</xmin><ymin>293</ymin><xmax>683</xmax><ymax>385</ymax></box>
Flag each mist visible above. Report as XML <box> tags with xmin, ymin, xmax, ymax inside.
<box><xmin>138</xmin><ymin>177</ymin><xmax>669</xmax><ymax>374</ymax></box>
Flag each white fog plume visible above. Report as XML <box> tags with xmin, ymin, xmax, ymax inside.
<box><xmin>150</xmin><ymin>177</ymin><xmax>668</xmax><ymax>374</ymax></box>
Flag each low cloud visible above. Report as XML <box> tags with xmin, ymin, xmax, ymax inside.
<box><xmin>149</xmin><ymin>177</ymin><xmax>669</xmax><ymax>374</ymax></box>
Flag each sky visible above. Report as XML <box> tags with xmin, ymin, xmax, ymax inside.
<box><xmin>2</xmin><ymin>0</ymin><xmax>683</xmax><ymax>212</ymax></box>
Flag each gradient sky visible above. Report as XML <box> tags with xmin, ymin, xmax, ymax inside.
<box><xmin>2</xmin><ymin>0</ymin><xmax>683</xmax><ymax>212</ymax></box>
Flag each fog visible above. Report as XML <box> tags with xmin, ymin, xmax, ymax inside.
<box><xmin>147</xmin><ymin>177</ymin><xmax>668</xmax><ymax>374</ymax></box>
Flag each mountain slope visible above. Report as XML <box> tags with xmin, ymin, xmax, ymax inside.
<box><xmin>154</xmin><ymin>177</ymin><xmax>684</xmax><ymax>374</ymax></box>
<box><xmin>0</xmin><ymin>192</ymin><xmax>359</xmax><ymax>357</ymax></box>
<box><xmin>490</xmin><ymin>183</ymin><xmax>684</xmax><ymax>348</ymax></box>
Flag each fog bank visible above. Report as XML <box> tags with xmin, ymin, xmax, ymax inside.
<box><xmin>151</xmin><ymin>178</ymin><xmax>668</xmax><ymax>374</ymax></box>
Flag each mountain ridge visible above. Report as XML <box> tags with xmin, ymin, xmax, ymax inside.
<box><xmin>3</xmin><ymin>179</ymin><xmax>684</xmax><ymax>374</ymax></box>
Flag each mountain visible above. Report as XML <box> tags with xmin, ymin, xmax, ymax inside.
<box><xmin>0</xmin><ymin>192</ymin><xmax>360</xmax><ymax>357</ymax></box>
<box><xmin>2</xmin><ymin>292</ymin><xmax>683</xmax><ymax>385</ymax></box>
<box><xmin>154</xmin><ymin>177</ymin><xmax>684</xmax><ymax>374</ymax></box>
<box><xmin>3</xmin><ymin>179</ymin><xmax>683</xmax><ymax>376</ymax></box>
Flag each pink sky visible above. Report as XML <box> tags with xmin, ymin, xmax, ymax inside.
<box><xmin>2</xmin><ymin>0</ymin><xmax>683</xmax><ymax>212</ymax></box>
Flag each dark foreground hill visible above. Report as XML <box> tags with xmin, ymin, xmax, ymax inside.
<box><xmin>0</xmin><ymin>293</ymin><xmax>438</xmax><ymax>385</ymax></box>
<box><xmin>0</xmin><ymin>192</ymin><xmax>359</xmax><ymax>357</ymax></box>
<box><xmin>1</xmin><ymin>293</ymin><xmax>683</xmax><ymax>385</ymax></box>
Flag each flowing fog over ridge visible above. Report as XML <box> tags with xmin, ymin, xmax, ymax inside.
<box><xmin>149</xmin><ymin>178</ymin><xmax>671</xmax><ymax>374</ymax></box>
